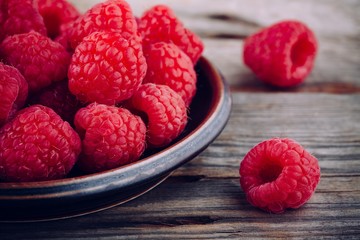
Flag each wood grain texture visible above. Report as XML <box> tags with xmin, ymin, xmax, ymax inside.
<box><xmin>1</xmin><ymin>0</ymin><xmax>359</xmax><ymax>239</ymax></box>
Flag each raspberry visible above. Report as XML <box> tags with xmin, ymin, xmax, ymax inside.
<box><xmin>68</xmin><ymin>31</ymin><xmax>147</xmax><ymax>105</ymax></box>
<box><xmin>125</xmin><ymin>83</ymin><xmax>188</xmax><ymax>148</ymax></box>
<box><xmin>0</xmin><ymin>0</ymin><xmax>47</xmax><ymax>41</ymax></box>
<box><xmin>74</xmin><ymin>103</ymin><xmax>146</xmax><ymax>173</ymax></box>
<box><xmin>0</xmin><ymin>105</ymin><xmax>81</xmax><ymax>182</ymax></box>
<box><xmin>29</xmin><ymin>80</ymin><xmax>83</xmax><ymax>124</ymax></box>
<box><xmin>138</xmin><ymin>5</ymin><xmax>204</xmax><ymax>64</ymax></box>
<box><xmin>0</xmin><ymin>62</ymin><xmax>28</xmax><ymax>127</ymax></box>
<box><xmin>68</xmin><ymin>0</ymin><xmax>137</xmax><ymax>50</ymax></box>
<box><xmin>54</xmin><ymin>21</ymin><xmax>76</xmax><ymax>52</ymax></box>
<box><xmin>239</xmin><ymin>138</ymin><xmax>321</xmax><ymax>213</ymax></box>
<box><xmin>0</xmin><ymin>31</ymin><xmax>71</xmax><ymax>92</ymax></box>
<box><xmin>143</xmin><ymin>42</ymin><xmax>197</xmax><ymax>107</ymax></box>
<box><xmin>34</xmin><ymin>0</ymin><xmax>80</xmax><ymax>39</ymax></box>
<box><xmin>243</xmin><ymin>20</ymin><xmax>318</xmax><ymax>87</ymax></box>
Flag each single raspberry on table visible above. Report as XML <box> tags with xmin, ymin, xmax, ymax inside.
<box><xmin>0</xmin><ymin>0</ymin><xmax>47</xmax><ymax>41</ymax></box>
<box><xmin>0</xmin><ymin>31</ymin><xmax>71</xmax><ymax>92</ymax></box>
<box><xmin>0</xmin><ymin>105</ymin><xmax>81</xmax><ymax>182</ymax></box>
<box><xmin>239</xmin><ymin>138</ymin><xmax>321</xmax><ymax>213</ymax></box>
<box><xmin>125</xmin><ymin>83</ymin><xmax>188</xmax><ymax>148</ymax></box>
<box><xmin>0</xmin><ymin>62</ymin><xmax>28</xmax><ymax>127</ymax></box>
<box><xmin>74</xmin><ymin>103</ymin><xmax>147</xmax><ymax>173</ymax></box>
<box><xmin>68</xmin><ymin>0</ymin><xmax>137</xmax><ymax>50</ymax></box>
<box><xmin>143</xmin><ymin>42</ymin><xmax>197</xmax><ymax>107</ymax></box>
<box><xmin>29</xmin><ymin>80</ymin><xmax>83</xmax><ymax>125</ymax></box>
<box><xmin>68</xmin><ymin>31</ymin><xmax>147</xmax><ymax>105</ymax></box>
<box><xmin>34</xmin><ymin>0</ymin><xmax>81</xmax><ymax>39</ymax></box>
<box><xmin>138</xmin><ymin>4</ymin><xmax>204</xmax><ymax>64</ymax></box>
<box><xmin>243</xmin><ymin>20</ymin><xmax>318</xmax><ymax>87</ymax></box>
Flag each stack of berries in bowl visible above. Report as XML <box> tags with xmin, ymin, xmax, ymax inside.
<box><xmin>0</xmin><ymin>0</ymin><xmax>204</xmax><ymax>182</ymax></box>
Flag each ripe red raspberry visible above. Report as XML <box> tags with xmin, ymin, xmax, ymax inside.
<box><xmin>29</xmin><ymin>80</ymin><xmax>83</xmax><ymax>124</ymax></box>
<box><xmin>239</xmin><ymin>138</ymin><xmax>321</xmax><ymax>213</ymax></box>
<box><xmin>126</xmin><ymin>83</ymin><xmax>188</xmax><ymax>148</ymax></box>
<box><xmin>243</xmin><ymin>20</ymin><xmax>318</xmax><ymax>87</ymax></box>
<box><xmin>68</xmin><ymin>31</ymin><xmax>147</xmax><ymax>105</ymax></box>
<box><xmin>143</xmin><ymin>42</ymin><xmax>197</xmax><ymax>107</ymax></box>
<box><xmin>138</xmin><ymin>5</ymin><xmax>204</xmax><ymax>64</ymax></box>
<box><xmin>0</xmin><ymin>0</ymin><xmax>47</xmax><ymax>41</ymax></box>
<box><xmin>34</xmin><ymin>0</ymin><xmax>81</xmax><ymax>39</ymax></box>
<box><xmin>0</xmin><ymin>31</ymin><xmax>71</xmax><ymax>92</ymax></box>
<box><xmin>0</xmin><ymin>105</ymin><xmax>81</xmax><ymax>182</ymax></box>
<box><xmin>0</xmin><ymin>63</ymin><xmax>28</xmax><ymax>127</ymax></box>
<box><xmin>74</xmin><ymin>103</ymin><xmax>146</xmax><ymax>173</ymax></box>
<box><xmin>54</xmin><ymin>21</ymin><xmax>76</xmax><ymax>52</ymax></box>
<box><xmin>68</xmin><ymin>0</ymin><xmax>137</xmax><ymax>50</ymax></box>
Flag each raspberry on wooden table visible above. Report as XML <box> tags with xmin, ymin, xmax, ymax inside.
<box><xmin>74</xmin><ymin>103</ymin><xmax>147</xmax><ymax>173</ymax></box>
<box><xmin>138</xmin><ymin>4</ymin><xmax>204</xmax><ymax>64</ymax></box>
<box><xmin>143</xmin><ymin>42</ymin><xmax>197</xmax><ymax>107</ymax></box>
<box><xmin>68</xmin><ymin>0</ymin><xmax>137</xmax><ymax>50</ymax></box>
<box><xmin>0</xmin><ymin>62</ymin><xmax>28</xmax><ymax>127</ymax></box>
<box><xmin>243</xmin><ymin>20</ymin><xmax>318</xmax><ymax>87</ymax></box>
<box><xmin>239</xmin><ymin>138</ymin><xmax>321</xmax><ymax>213</ymax></box>
<box><xmin>34</xmin><ymin>0</ymin><xmax>81</xmax><ymax>39</ymax></box>
<box><xmin>68</xmin><ymin>31</ymin><xmax>147</xmax><ymax>105</ymax></box>
<box><xmin>0</xmin><ymin>0</ymin><xmax>47</xmax><ymax>41</ymax></box>
<box><xmin>0</xmin><ymin>105</ymin><xmax>81</xmax><ymax>182</ymax></box>
<box><xmin>0</xmin><ymin>31</ymin><xmax>71</xmax><ymax>92</ymax></box>
<box><xmin>125</xmin><ymin>83</ymin><xmax>188</xmax><ymax>148</ymax></box>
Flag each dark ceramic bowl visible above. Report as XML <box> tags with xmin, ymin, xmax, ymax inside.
<box><xmin>0</xmin><ymin>57</ymin><xmax>232</xmax><ymax>222</ymax></box>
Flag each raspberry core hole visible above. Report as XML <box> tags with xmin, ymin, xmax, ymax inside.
<box><xmin>259</xmin><ymin>162</ymin><xmax>283</xmax><ymax>183</ymax></box>
<box><xmin>290</xmin><ymin>35</ymin><xmax>315</xmax><ymax>68</ymax></box>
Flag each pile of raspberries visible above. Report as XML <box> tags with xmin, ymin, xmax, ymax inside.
<box><xmin>0</xmin><ymin>0</ymin><xmax>204</xmax><ymax>182</ymax></box>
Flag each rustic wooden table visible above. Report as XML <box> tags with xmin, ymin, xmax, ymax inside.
<box><xmin>1</xmin><ymin>0</ymin><xmax>360</xmax><ymax>239</ymax></box>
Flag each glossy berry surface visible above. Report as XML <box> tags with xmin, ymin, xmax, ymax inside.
<box><xmin>68</xmin><ymin>31</ymin><xmax>147</xmax><ymax>105</ymax></box>
<box><xmin>68</xmin><ymin>0</ymin><xmax>137</xmax><ymax>49</ymax></box>
<box><xmin>0</xmin><ymin>63</ymin><xmax>28</xmax><ymax>127</ymax></box>
<box><xmin>0</xmin><ymin>105</ymin><xmax>81</xmax><ymax>182</ymax></box>
<box><xmin>74</xmin><ymin>103</ymin><xmax>147</xmax><ymax>173</ymax></box>
<box><xmin>1</xmin><ymin>31</ymin><xmax>71</xmax><ymax>92</ymax></box>
<box><xmin>239</xmin><ymin>138</ymin><xmax>320</xmax><ymax>213</ymax></box>
<box><xmin>143</xmin><ymin>42</ymin><xmax>197</xmax><ymax>107</ymax></box>
<box><xmin>126</xmin><ymin>83</ymin><xmax>188</xmax><ymax>148</ymax></box>
<box><xmin>0</xmin><ymin>0</ymin><xmax>47</xmax><ymax>41</ymax></box>
<box><xmin>243</xmin><ymin>20</ymin><xmax>318</xmax><ymax>87</ymax></box>
<box><xmin>138</xmin><ymin>4</ymin><xmax>203</xmax><ymax>64</ymax></box>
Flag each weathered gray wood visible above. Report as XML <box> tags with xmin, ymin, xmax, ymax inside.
<box><xmin>1</xmin><ymin>1</ymin><xmax>359</xmax><ymax>239</ymax></box>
